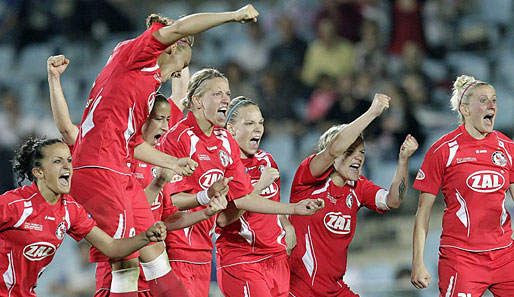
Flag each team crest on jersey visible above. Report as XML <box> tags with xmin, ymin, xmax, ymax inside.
<box><xmin>492</xmin><ymin>151</ymin><xmax>507</xmax><ymax>167</ymax></box>
<box><xmin>147</xmin><ymin>92</ymin><xmax>156</xmax><ymax>114</ymax></box>
<box><xmin>416</xmin><ymin>169</ymin><xmax>425</xmax><ymax>180</ymax></box>
<box><xmin>55</xmin><ymin>222</ymin><xmax>66</xmax><ymax>240</ymax></box>
<box><xmin>258</xmin><ymin>165</ymin><xmax>264</xmax><ymax>173</ymax></box>
<box><xmin>151</xmin><ymin>167</ymin><xmax>157</xmax><ymax>178</ymax></box>
<box><xmin>345</xmin><ymin>193</ymin><xmax>353</xmax><ymax>209</ymax></box>
<box><xmin>219</xmin><ymin>150</ymin><xmax>229</xmax><ymax>167</ymax></box>
<box><xmin>169</xmin><ymin>174</ymin><xmax>183</xmax><ymax>183</ymax></box>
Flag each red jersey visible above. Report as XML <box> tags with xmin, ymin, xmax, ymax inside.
<box><xmin>167</xmin><ymin>98</ymin><xmax>185</xmax><ymax>129</ymax></box>
<box><xmin>158</xmin><ymin>112</ymin><xmax>253</xmax><ymax>263</ymax></box>
<box><xmin>73</xmin><ymin>23</ymin><xmax>169</xmax><ymax>174</ymax></box>
<box><xmin>0</xmin><ymin>183</ymin><xmax>95</xmax><ymax>296</ymax></box>
<box><xmin>215</xmin><ymin>150</ymin><xmax>287</xmax><ymax>267</ymax></box>
<box><xmin>130</xmin><ymin>160</ymin><xmax>178</xmax><ymax>221</ymax></box>
<box><xmin>288</xmin><ymin>155</ymin><xmax>386</xmax><ymax>295</ymax></box>
<box><xmin>413</xmin><ymin>124</ymin><xmax>514</xmax><ymax>251</ymax></box>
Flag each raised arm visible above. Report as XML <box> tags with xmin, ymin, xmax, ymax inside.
<box><xmin>170</xmin><ymin>67</ymin><xmax>190</xmax><ymax>112</ymax></box>
<box><xmin>84</xmin><ymin>222</ymin><xmax>166</xmax><ymax>259</ymax></box>
<box><xmin>384</xmin><ymin>135</ymin><xmax>419</xmax><ymax>209</ymax></box>
<box><xmin>233</xmin><ymin>193</ymin><xmax>324</xmax><ymax>215</ymax></box>
<box><xmin>411</xmin><ymin>192</ymin><xmax>437</xmax><ymax>289</ymax></box>
<box><xmin>153</xmin><ymin>4</ymin><xmax>259</xmax><ymax>44</ymax></box>
<box><xmin>310</xmin><ymin>94</ymin><xmax>390</xmax><ymax>177</ymax></box>
<box><xmin>164</xmin><ymin>195</ymin><xmax>227</xmax><ymax>230</ymax></box>
<box><xmin>47</xmin><ymin>55</ymin><xmax>79</xmax><ymax>145</ymax></box>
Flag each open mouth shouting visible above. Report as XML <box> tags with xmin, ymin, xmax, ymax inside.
<box><xmin>217</xmin><ymin>107</ymin><xmax>228</xmax><ymax>123</ymax></box>
<box><xmin>483</xmin><ymin>112</ymin><xmax>495</xmax><ymax>126</ymax></box>
<box><xmin>249</xmin><ymin>135</ymin><xmax>261</xmax><ymax>149</ymax></box>
<box><xmin>59</xmin><ymin>172</ymin><xmax>71</xmax><ymax>187</ymax></box>
<box><xmin>349</xmin><ymin>162</ymin><xmax>361</xmax><ymax>175</ymax></box>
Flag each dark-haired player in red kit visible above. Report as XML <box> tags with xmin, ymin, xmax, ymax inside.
<box><xmin>288</xmin><ymin>94</ymin><xmax>419</xmax><ymax>297</ymax></box>
<box><xmin>412</xmin><ymin>75</ymin><xmax>514</xmax><ymax>296</ymax></box>
<box><xmin>68</xmin><ymin>5</ymin><xmax>260</xmax><ymax>297</ymax></box>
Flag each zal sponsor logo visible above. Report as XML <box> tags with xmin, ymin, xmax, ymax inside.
<box><xmin>151</xmin><ymin>193</ymin><xmax>162</xmax><ymax>210</ymax></box>
<box><xmin>250</xmin><ymin>180</ymin><xmax>278</xmax><ymax>198</ymax></box>
<box><xmin>324</xmin><ymin>212</ymin><xmax>351</xmax><ymax>234</ymax></box>
<box><xmin>23</xmin><ymin>242</ymin><xmax>57</xmax><ymax>261</ymax></box>
<box><xmin>466</xmin><ymin>170</ymin><xmax>505</xmax><ymax>193</ymax></box>
<box><xmin>199</xmin><ymin>169</ymin><xmax>224</xmax><ymax>189</ymax></box>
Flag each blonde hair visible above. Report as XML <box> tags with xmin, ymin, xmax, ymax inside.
<box><xmin>146</xmin><ymin>13</ymin><xmax>194</xmax><ymax>51</ymax></box>
<box><xmin>183</xmin><ymin>68</ymin><xmax>228</xmax><ymax>110</ymax></box>
<box><xmin>318</xmin><ymin>124</ymin><xmax>364</xmax><ymax>152</ymax></box>
<box><xmin>450</xmin><ymin>75</ymin><xmax>492</xmax><ymax>123</ymax></box>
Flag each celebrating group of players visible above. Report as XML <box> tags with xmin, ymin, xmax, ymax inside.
<box><xmin>1</xmin><ymin>3</ymin><xmax>514</xmax><ymax>297</ymax></box>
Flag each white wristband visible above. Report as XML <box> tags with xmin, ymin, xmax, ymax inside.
<box><xmin>196</xmin><ymin>189</ymin><xmax>210</xmax><ymax>205</ymax></box>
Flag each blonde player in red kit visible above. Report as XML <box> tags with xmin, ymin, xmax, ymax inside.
<box><xmin>0</xmin><ymin>138</ymin><xmax>167</xmax><ymax>296</ymax></box>
<box><xmin>288</xmin><ymin>94</ymin><xmax>419</xmax><ymax>297</ymax></box>
<box><xmin>158</xmin><ymin>68</ymin><xmax>324</xmax><ymax>296</ymax></box>
<box><xmin>411</xmin><ymin>75</ymin><xmax>514</xmax><ymax>296</ymax></box>
<box><xmin>215</xmin><ymin>96</ymin><xmax>296</xmax><ymax>296</ymax></box>
<box><xmin>69</xmin><ymin>5</ymin><xmax>259</xmax><ymax>297</ymax></box>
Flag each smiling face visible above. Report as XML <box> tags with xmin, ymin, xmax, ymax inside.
<box><xmin>34</xmin><ymin>142</ymin><xmax>73</xmax><ymax>196</ymax></box>
<box><xmin>333</xmin><ymin>138</ymin><xmax>365</xmax><ymax>182</ymax></box>
<box><xmin>142</xmin><ymin>101</ymin><xmax>171</xmax><ymax>146</ymax></box>
<box><xmin>228</xmin><ymin>105</ymin><xmax>264</xmax><ymax>158</ymax></box>
<box><xmin>194</xmin><ymin>77</ymin><xmax>231</xmax><ymax>128</ymax></box>
<box><xmin>461</xmin><ymin>85</ymin><xmax>497</xmax><ymax>138</ymax></box>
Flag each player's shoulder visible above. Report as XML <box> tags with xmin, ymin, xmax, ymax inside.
<box><xmin>163</xmin><ymin>118</ymin><xmax>193</xmax><ymax>143</ymax></box>
<box><xmin>427</xmin><ymin>128</ymin><xmax>464</xmax><ymax>154</ymax></box>
<box><xmin>491</xmin><ymin>130</ymin><xmax>514</xmax><ymax>145</ymax></box>
<box><xmin>0</xmin><ymin>185</ymin><xmax>36</xmax><ymax>206</ymax></box>
<box><xmin>62</xmin><ymin>194</ymin><xmax>86</xmax><ymax>211</ymax></box>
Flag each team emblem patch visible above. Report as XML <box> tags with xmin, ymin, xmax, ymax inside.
<box><xmin>147</xmin><ymin>92</ymin><xmax>156</xmax><ymax>114</ymax></box>
<box><xmin>258</xmin><ymin>165</ymin><xmax>264</xmax><ymax>173</ymax></box>
<box><xmin>219</xmin><ymin>150</ymin><xmax>229</xmax><ymax>167</ymax></box>
<box><xmin>492</xmin><ymin>151</ymin><xmax>507</xmax><ymax>167</ymax></box>
<box><xmin>416</xmin><ymin>169</ymin><xmax>425</xmax><ymax>180</ymax></box>
<box><xmin>345</xmin><ymin>193</ymin><xmax>353</xmax><ymax>209</ymax></box>
<box><xmin>55</xmin><ymin>222</ymin><xmax>66</xmax><ymax>240</ymax></box>
<box><xmin>151</xmin><ymin>167</ymin><xmax>157</xmax><ymax>178</ymax></box>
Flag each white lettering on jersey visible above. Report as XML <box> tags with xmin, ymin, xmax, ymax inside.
<box><xmin>466</xmin><ymin>170</ymin><xmax>505</xmax><ymax>193</ymax></box>
<box><xmin>250</xmin><ymin>180</ymin><xmax>278</xmax><ymax>199</ymax></box>
<box><xmin>323</xmin><ymin>212</ymin><xmax>351</xmax><ymax>234</ymax></box>
<box><xmin>23</xmin><ymin>242</ymin><xmax>57</xmax><ymax>261</ymax></box>
<box><xmin>199</xmin><ymin>169</ymin><xmax>224</xmax><ymax>190</ymax></box>
<box><xmin>147</xmin><ymin>91</ymin><xmax>156</xmax><ymax>115</ymax></box>
<box><xmin>458</xmin><ymin>294</ymin><xmax>471</xmax><ymax>297</ymax></box>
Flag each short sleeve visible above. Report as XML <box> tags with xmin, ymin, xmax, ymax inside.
<box><xmin>67</xmin><ymin>199</ymin><xmax>96</xmax><ymax>242</ymax></box>
<box><xmin>123</xmin><ymin>23</ymin><xmax>169</xmax><ymax>70</ymax></box>
<box><xmin>290</xmin><ymin>155</ymin><xmax>331</xmax><ymax>202</ymax></box>
<box><xmin>0</xmin><ymin>195</ymin><xmax>18</xmax><ymax>232</ymax></box>
<box><xmin>161</xmin><ymin>183</ymin><xmax>178</xmax><ymax>219</ymax></box>
<box><xmin>413</xmin><ymin>142</ymin><xmax>446</xmax><ymax>195</ymax></box>
<box><xmin>357</xmin><ymin>177</ymin><xmax>387</xmax><ymax>214</ymax></box>
<box><xmin>225</xmin><ymin>138</ymin><xmax>253</xmax><ymax>201</ymax></box>
<box><xmin>168</xmin><ymin>98</ymin><xmax>184</xmax><ymax>128</ymax></box>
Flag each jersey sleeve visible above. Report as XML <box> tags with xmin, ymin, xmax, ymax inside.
<box><xmin>161</xmin><ymin>183</ymin><xmax>178</xmax><ymax>219</ymax></box>
<box><xmin>168</xmin><ymin>98</ymin><xmax>184</xmax><ymax>128</ymax></box>
<box><xmin>225</xmin><ymin>137</ymin><xmax>253</xmax><ymax>201</ymax></box>
<box><xmin>66</xmin><ymin>199</ymin><xmax>96</xmax><ymax>242</ymax></box>
<box><xmin>357</xmin><ymin>177</ymin><xmax>387</xmax><ymax>214</ymax></box>
<box><xmin>0</xmin><ymin>194</ymin><xmax>20</xmax><ymax>232</ymax></box>
<box><xmin>122</xmin><ymin>23</ymin><xmax>169</xmax><ymax>70</ymax></box>
<box><xmin>413</xmin><ymin>142</ymin><xmax>446</xmax><ymax>196</ymax></box>
<box><xmin>290</xmin><ymin>154</ymin><xmax>331</xmax><ymax>203</ymax></box>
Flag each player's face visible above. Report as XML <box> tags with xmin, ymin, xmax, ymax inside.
<box><xmin>159</xmin><ymin>47</ymin><xmax>191</xmax><ymax>82</ymax></box>
<box><xmin>464</xmin><ymin>85</ymin><xmax>497</xmax><ymax>136</ymax></box>
<box><xmin>37</xmin><ymin>143</ymin><xmax>73</xmax><ymax>195</ymax></box>
<box><xmin>333</xmin><ymin>138</ymin><xmax>365</xmax><ymax>182</ymax></box>
<box><xmin>142</xmin><ymin>101</ymin><xmax>171</xmax><ymax>146</ymax></box>
<box><xmin>199</xmin><ymin>77</ymin><xmax>231</xmax><ymax>127</ymax></box>
<box><xmin>229</xmin><ymin>105</ymin><xmax>264</xmax><ymax>158</ymax></box>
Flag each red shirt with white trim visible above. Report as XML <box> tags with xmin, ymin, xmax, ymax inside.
<box><xmin>167</xmin><ymin>98</ymin><xmax>185</xmax><ymax>129</ymax></box>
<box><xmin>288</xmin><ymin>155</ymin><xmax>386</xmax><ymax>295</ymax></box>
<box><xmin>215</xmin><ymin>150</ymin><xmax>286</xmax><ymax>267</ymax></box>
<box><xmin>73</xmin><ymin>23</ymin><xmax>169</xmax><ymax>174</ymax></box>
<box><xmin>0</xmin><ymin>183</ymin><xmax>95</xmax><ymax>296</ymax></box>
<box><xmin>158</xmin><ymin>112</ymin><xmax>253</xmax><ymax>262</ymax></box>
<box><xmin>414</xmin><ymin>124</ymin><xmax>514</xmax><ymax>251</ymax></box>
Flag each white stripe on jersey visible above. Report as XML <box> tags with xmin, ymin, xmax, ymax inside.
<box><xmin>13</xmin><ymin>201</ymin><xmax>33</xmax><ymax>228</ymax></box>
<box><xmin>501</xmin><ymin>193</ymin><xmax>507</xmax><ymax>234</ymax></box>
<box><xmin>433</xmin><ymin>133</ymin><xmax>462</xmax><ymax>153</ymax></box>
<box><xmin>3</xmin><ymin>251</ymin><xmax>15</xmax><ymax>294</ymax></box>
<box><xmin>276</xmin><ymin>216</ymin><xmax>287</xmax><ymax>249</ymax></box>
<box><xmin>244</xmin><ymin>281</ymin><xmax>250</xmax><ymax>297</ymax></box>
<box><xmin>455</xmin><ymin>190</ymin><xmax>470</xmax><ymax>237</ymax></box>
<box><xmin>185</xmin><ymin>130</ymin><xmax>200</xmax><ymax>158</ymax></box>
<box><xmin>497</xmin><ymin>140</ymin><xmax>513</xmax><ymax>165</ymax></box>
<box><xmin>446</xmin><ymin>140</ymin><xmax>459</xmax><ymax>167</ymax></box>
<box><xmin>214</xmin><ymin>130</ymin><xmax>232</xmax><ymax>154</ymax></box>
<box><xmin>312</xmin><ymin>180</ymin><xmax>330</xmax><ymax>195</ymax></box>
<box><xmin>113</xmin><ymin>212</ymin><xmax>126</xmax><ymax>239</ymax></box>
<box><xmin>351</xmin><ymin>189</ymin><xmax>361</xmax><ymax>208</ymax></box>
<box><xmin>238</xmin><ymin>217</ymin><xmax>255</xmax><ymax>249</ymax></box>
<box><xmin>445</xmin><ymin>273</ymin><xmax>457</xmax><ymax>297</ymax></box>
<box><xmin>141</xmin><ymin>64</ymin><xmax>159</xmax><ymax>72</ymax></box>
<box><xmin>301</xmin><ymin>226</ymin><xmax>318</xmax><ymax>286</ymax></box>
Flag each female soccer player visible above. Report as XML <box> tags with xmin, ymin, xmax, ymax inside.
<box><xmin>411</xmin><ymin>75</ymin><xmax>514</xmax><ymax>296</ymax></box>
<box><xmin>158</xmin><ymin>68</ymin><xmax>324</xmax><ymax>296</ymax></box>
<box><xmin>288</xmin><ymin>94</ymin><xmax>419</xmax><ymax>297</ymax></box>
<box><xmin>0</xmin><ymin>137</ymin><xmax>166</xmax><ymax>296</ymax></box>
<box><xmin>67</xmin><ymin>5</ymin><xmax>259</xmax><ymax>297</ymax></box>
<box><xmin>215</xmin><ymin>96</ymin><xmax>296</xmax><ymax>296</ymax></box>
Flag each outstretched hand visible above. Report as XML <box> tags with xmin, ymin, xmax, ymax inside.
<box><xmin>47</xmin><ymin>55</ymin><xmax>70</xmax><ymax>77</ymax></box>
<box><xmin>294</xmin><ymin>198</ymin><xmax>325</xmax><ymax>215</ymax></box>
<box><xmin>399</xmin><ymin>134</ymin><xmax>419</xmax><ymax>160</ymax></box>
<box><xmin>234</xmin><ymin>4</ymin><xmax>259</xmax><ymax>23</ymax></box>
<box><xmin>145</xmin><ymin>221</ymin><xmax>167</xmax><ymax>242</ymax></box>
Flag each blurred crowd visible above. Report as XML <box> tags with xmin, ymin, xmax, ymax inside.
<box><xmin>0</xmin><ymin>0</ymin><xmax>513</xmax><ymax>296</ymax></box>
